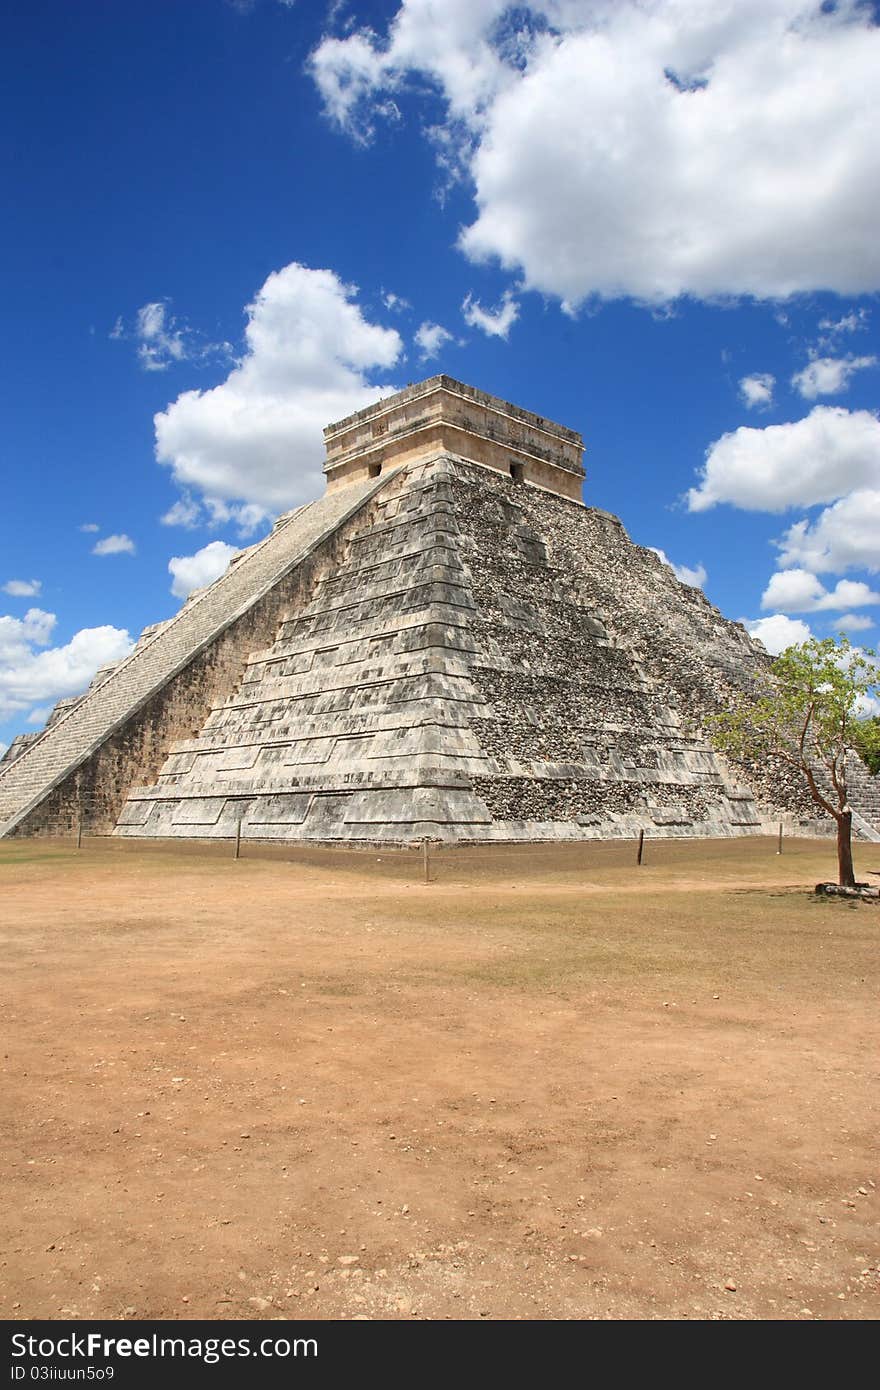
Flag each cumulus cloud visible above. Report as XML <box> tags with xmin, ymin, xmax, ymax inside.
<box><xmin>3</xmin><ymin>579</ymin><xmax>41</xmax><ymax>597</ymax></box>
<box><xmin>791</xmin><ymin>354</ymin><xmax>877</xmax><ymax>400</ymax></box>
<box><xmin>739</xmin><ymin>374</ymin><xmax>775</xmax><ymax>410</ymax></box>
<box><xmin>168</xmin><ymin>541</ymin><xmax>239</xmax><ymax>599</ymax></box>
<box><xmin>0</xmin><ymin>608</ymin><xmax>56</xmax><ymax>653</ymax></box>
<box><xmin>414</xmin><ymin>321</ymin><xmax>455</xmax><ymax>360</ymax></box>
<box><xmin>834</xmin><ymin>613</ymin><xmax>875</xmax><ymax>633</ymax></box>
<box><xmin>310</xmin><ymin>2</ymin><xmax>509</xmax><ymax>141</ymax></box>
<box><xmin>92</xmin><ymin>534</ymin><xmax>136</xmax><ymax>556</ymax></box>
<box><xmin>310</xmin><ymin>29</ymin><xmax>400</xmax><ymax>143</ymax></box>
<box><xmin>0</xmin><ymin>608</ymin><xmax>132</xmax><ymax>722</ymax></box>
<box><xmin>760</xmin><ymin>569</ymin><xmax>880</xmax><ymax>614</ymax></box>
<box><xmin>312</xmin><ymin>1</ymin><xmax>880</xmax><ymax>306</ymax></box>
<box><xmin>690</xmin><ymin>406</ymin><xmax>880</xmax><ymax>605</ymax></box>
<box><xmin>461</xmin><ymin>289</ymin><xmax>519</xmax><ymax>339</ymax></box>
<box><xmin>776</xmin><ymin>489</ymin><xmax>880</xmax><ymax>575</ymax></box>
<box><xmin>687</xmin><ymin>406</ymin><xmax>880</xmax><ymax>514</ymax></box>
<box><xmin>154</xmin><ymin>262</ymin><xmax>402</xmax><ymax>513</ymax></box>
<box><xmin>649</xmin><ymin>548</ymin><xmax>707</xmax><ymax>589</ymax></box>
<box><xmin>744</xmin><ymin>613</ymin><xmax>813</xmax><ymax>656</ymax></box>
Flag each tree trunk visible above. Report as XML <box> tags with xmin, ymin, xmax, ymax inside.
<box><xmin>836</xmin><ymin>810</ymin><xmax>856</xmax><ymax>888</ymax></box>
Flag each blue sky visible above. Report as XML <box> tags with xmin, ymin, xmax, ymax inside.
<box><xmin>2</xmin><ymin>0</ymin><xmax>879</xmax><ymax>751</ymax></box>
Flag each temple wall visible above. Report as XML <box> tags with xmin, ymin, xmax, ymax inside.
<box><xmin>324</xmin><ymin>376</ymin><xmax>584</xmax><ymax>501</ymax></box>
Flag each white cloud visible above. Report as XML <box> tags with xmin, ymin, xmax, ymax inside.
<box><xmin>112</xmin><ymin>301</ymin><xmax>233</xmax><ymax>374</ymax></box>
<box><xmin>154</xmin><ymin>262</ymin><xmax>402</xmax><ymax>513</ymax></box>
<box><xmin>136</xmin><ymin>301</ymin><xmax>188</xmax><ymax>372</ymax></box>
<box><xmin>776</xmin><ymin>488</ymin><xmax>880</xmax><ymax>575</ymax></box>
<box><xmin>674</xmin><ymin>562</ymin><xmax>707</xmax><ymax>589</ymax></box>
<box><xmin>202</xmin><ymin>499</ymin><xmax>268</xmax><ymax>537</ymax></box>
<box><xmin>92</xmin><ymin>534</ymin><xmax>136</xmax><ymax>556</ymax></box>
<box><xmin>3</xmin><ymin>579</ymin><xmax>41</xmax><ymax>597</ymax></box>
<box><xmin>745</xmin><ymin>613</ymin><xmax>813</xmax><ymax>656</ymax></box>
<box><xmin>382</xmin><ymin>290</ymin><xmax>411</xmax><ymax>313</ymax></box>
<box><xmin>79</xmin><ymin>522</ymin><xmax>100</xmax><ymax>533</ymax></box>
<box><xmin>311</xmin><ymin>2</ymin><xmax>508</xmax><ymax>140</ymax></box>
<box><xmin>691</xmin><ymin>407</ymin><xmax>880</xmax><ymax>592</ymax></box>
<box><xmin>161</xmin><ymin>495</ymin><xmax>202</xmax><ymax>529</ymax></box>
<box><xmin>160</xmin><ymin>493</ymin><xmax>268</xmax><ymax>538</ymax></box>
<box><xmin>649</xmin><ymin>548</ymin><xmax>707</xmax><ymax>589</ymax></box>
<box><xmin>0</xmin><ymin>608</ymin><xmax>132</xmax><ymax>722</ymax></box>
<box><xmin>791</xmin><ymin>354</ymin><xmax>877</xmax><ymax>399</ymax></box>
<box><xmin>760</xmin><ymin>569</ymin><xmax>880</xmax><ymax>614</ymax></box>
<box><xmin>461</xmin><ymin>289</ymin><xmax>519</xmax><ymax>339</ymax></box>
<box><xmin>310</xmin><ymin>29</ymin><xmax>399</xmax><ymax>143</ymax></box>
<box><xmin>812</xmin><ymin>580</ymin><xmax>880</xmax><ymax>611</ymax></box>
<box><xmin>818</xmin><ymin>309</ymin><xmax>869</xmax><ymax>337</ymax></box>
<box><xmin>738</xmin><ymin>373</ymin><xmax>775</xmax><ymax>410</ymax></box>
<box><xmin>0</xmin><ymin>608</ymin><xmax>56</xmax><ymax>655</ymax></box>
<box><xmin>414</xmin><ymin>320</ymin><xmax>454</xmax><ymax>360</ymax></box>
<box><xmin>834</xmin><ymin>613</ymin><xmax>874</xmax><ymax>633</ymax></box>
<box><xmin>168</xmin><ymin>541</ymin><xmax>239</xmax><ymax>599</ymax></box>
<box><xmin>687</xmin><ymin>406</ymin><xmax>880</xmax><ymax>513</ymax></box>
<box><xmin>312</xmin><ymin>2</ymin><xmax>880</xmax><ymax>306</ymax></box>
<box><xmin>758</xmin><ymin>569</ymin><xmax>823</xmax><ymax>613</ymax></box>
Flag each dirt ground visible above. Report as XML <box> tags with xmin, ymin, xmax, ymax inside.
<box><xmin>1</xmin><ymin>834</ymin><xmax>878</xmax><ymax>1322</ymax></box>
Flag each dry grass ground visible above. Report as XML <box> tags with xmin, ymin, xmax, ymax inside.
<box><xmin>1</xmin><ymin>834</ymin><xmax>878</xmax><ymax>1322</ymax></box>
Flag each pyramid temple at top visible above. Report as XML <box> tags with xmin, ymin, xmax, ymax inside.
<box><xmin>2</xmin><ymin>375</ymin><xmax>878</xmax><ymax>845</ymax></box>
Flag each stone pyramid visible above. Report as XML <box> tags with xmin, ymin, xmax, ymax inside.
<box><xmin>2</xmin><ymin>376</ymin><xmax>877</xmax><ymax>844</ymax></box>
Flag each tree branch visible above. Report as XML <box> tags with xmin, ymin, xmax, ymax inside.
<box><xmin>803</xmin><ymin>762</ymin><xmax>838</xmax><ymax>821</ymax></box>
<box><xmin>798</xmin><ymin>700</ymin><xmax>814</xmax><ymax>765</ymax></box>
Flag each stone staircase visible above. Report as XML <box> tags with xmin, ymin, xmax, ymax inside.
<box><xmin>849</xmin><ymin>757</ymin><xmax>880</xmax><ymax>842</ymax></box>
<box><xmin>115</xmin><ymin>463</ymin><xmax>497</xmax><ymax>842</ymax></box>
<box><xmin>810</xmin><ymin>756</ymin><xmax>880</xmax><ymax>842</ymax></box>
<box><xmin>0</xmin><ymin>476</ymin><xmax>387</xmax><ymax>838</ymax></box>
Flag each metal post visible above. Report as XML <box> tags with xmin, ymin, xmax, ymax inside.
<box><xmin>234</xmin><ymin>815</ymin><xmax>242</xmax><ymax>860</ymax></box>
<box><xmin>423</xmin><ymin>838</ymin><xmax>430</xmax><ymax>883</ymax></box>
<box><xmin>777</xmin><ymin>821</ymin><xmax>783</xmax><ymax>855</ymax></box>
<box><xmin>637</xmin><ymin>828</ymin><xmax>645</xmax><ymax>866</ymax></box>
<box><xmin>75</xmin><ymin>807</ymin><xmax>83</xmax><ymax>851</ymax></box>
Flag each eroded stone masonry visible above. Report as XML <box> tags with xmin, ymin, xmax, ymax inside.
<box><xmin>2</xmin><ymin>376</ymin><xmax>877</xmax><ymax>844</ymax></box>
